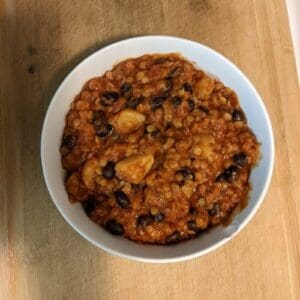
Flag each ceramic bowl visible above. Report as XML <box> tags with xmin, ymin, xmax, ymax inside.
<box><xmin>41</xmin><ymin>36</ymin><xmax>274</xmax><ymax>263</ymax></box>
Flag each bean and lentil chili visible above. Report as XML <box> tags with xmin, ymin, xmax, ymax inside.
<box><xmin>61</xmin><ymin>53</ymin><xmax>260</xmax><ymax>244</ymax></box>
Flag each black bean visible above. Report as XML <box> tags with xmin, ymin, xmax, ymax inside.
<box><xmin>103</xmin><ymin>161</ymin><xmax>115</xmax><ymax>179</ymax></box>
<box><xmin>233</xmin><ymin>152</ymin><xmax>247</xmax><ymax>167</ymax></box>
<box><xmin>216</xmin><ymin>172</ymin><xmax>227</xmax><ymax>182</ymax></box>
<box><xmin>62</xmin><ymin>134</ymin><xmax>77</xmax><ymax>148</ymax></box>
<box><xmin>151</xmin><ymin>96</ymin><xmax>165</xmax><ymax>110</ymax></box>
<box><xmin>232</xmin><ymin>109</ymin><xmax>246</xmax><ymax>122</ymax></box>
<box><xmin>82</xmin><ymin>196</ymin><xmax>97</xmax><ymax>215</ymax></box>
<box><xmin>104</xmin><ymin>91</ymin><xmax>119</xmax><ymax>100</ymax></box>
<box><xmin>82</xmin><ymin>194</ymin><xmax>108</xmax><ymax>215</ymax></box>
<box><xmin>171</xmin><ymin>96</ymin><xmax>182</xmax><ymax>107</ymax></box>
<box><xmin>183</xmin><ymin>83</ymin><xmax>193</xmax><ymax>93</ymax></box>
<box><xmin>198</xmin><ymin>105</ymin><xmax>209</xmax><ymax>114</ymax></box>
<box><xmin>150</xmin><ymin>131</ymin><xmax>160</xmax><ymax>139</ymax></box>
<box><xmin>120</xmin><ymin>82</ymin><xmax>132</xmax><ymax>94</ymax></box>
<box><xmin>61</xmin><ymin>134</ymin><xmax>77</xmax><ymax>155</ymax></box>
<box><xmin>166</xmin><ymin>231</ymin><xmax>180</xmax><ymax>244</ymax></box>
<box><xmin>120</xmin><ymin>82</ymin><xmax>133</xmax><ymax>99</ymax></box>
<box><xmin>154</xmin><ymin>57</ymin><xmax>169</xmax><ymax>64</ymax></box>
<box><xmin>152</xmin><ymin>212</ymin><xmax>165</xmax><ymax>222</ymax></box>
<box><xmin>189</xmin><ymin>207</ymin><xmax>197</xmax><ymax>215</ymax></box>
<box><xmin>179</xmin><ymin>167</ymin><xmax>195</xmax><ymax>180</ymax></box>
<box><xmin>187</xmin><ymin>220</ymin><xmax>199</xmax><ymax>232</ymax></box>
<box><xmin>224</xmin><ymin>165</ymin><xmax>239</xmax><ymax>182</ymax></box>
<box><xmin>188</xmin><ymin>99</ymin><xmax>195</xmax><ymax>112</ymax></box>
<box><xmin>208</xmin><ymin>203</ymin><xmax>220</xmax><ymax>216</ymax></box>
<box><xmin>105</xmin><ymin>220</ymin><xmax>124</xmax><ymax>235</ymax></box>
<box><xmin>82</xmin><ymin>201</ymin><xmax>95</xmax><ymax>215</ymax></box>
<box><xmin>216</xmin><ymin>165</ymin><xmax>239</xmax><ymax>183</ymax></box>
<box><xmin>101</xmin><ymin>91</ymin><xmax>119</xmax><ymax>106</ymax></box>
<box><xmin>127</xmin><ymin>96</ymin><xmax>142</xmax><ymax>109</ymax></box>
<box><xmin>95</xmin><ymin>123</ymin><xmax>112</xmax><ymax>137</ymax></box>
<box><xmin>137</xmin><ymin>214</ymin><xmax>153</xmax><ymax>227</ymax></box>
<box><xmin>115</xmin><ymin>190</ymin><xmax>131</xmax><ymax>209</ymax></box>
<box><xmin>93</xmin><ymin>110</ymin><xmax>106</xmax><ymax>126</ymax></box>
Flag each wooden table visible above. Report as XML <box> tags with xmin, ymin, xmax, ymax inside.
<box><xmin>1</xmin><ymin>0</ymin><xmax>299</xmax><ymax>299</ymax></box>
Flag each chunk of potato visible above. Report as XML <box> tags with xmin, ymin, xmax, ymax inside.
<box><xmin>111</xmin><ymin>108</ymin><xmax>145</xmax><ymax>134</ymax></box>
<box><xmin>82</xmin><ymin>158</ymin><xmax>100</xmax><ymax>189</ymax></box>
<box><xmin>195</xmin><ymin>76</ymin><xmax>215</xmax><ymax>99</ymax></box>
<box><xmin>115</xmin><ymin>154</ymin><xmax>154</xmax><ymax>184</ymax></box>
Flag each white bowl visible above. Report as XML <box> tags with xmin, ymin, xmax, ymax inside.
<box><xmin>41</xmin><ymin>36</ymin><xmax>274</xmax><ymax>263</ymax></box>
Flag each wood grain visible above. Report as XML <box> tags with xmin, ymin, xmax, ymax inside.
<box><xmin>1</xmin><ymin>0</ymin><xmax>300</xmax><ymax>299</ymax></box>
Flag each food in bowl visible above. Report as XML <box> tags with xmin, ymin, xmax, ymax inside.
<box><xmin>60</xmin><ymin>53</ymin><xmax>260</xmax><ymax>244</ymax></box>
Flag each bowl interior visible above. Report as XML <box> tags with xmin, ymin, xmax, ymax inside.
<box><xmin>41</xmin><ymin>36</ymin><xmax>274</xmax><ymax>263</ymax></box>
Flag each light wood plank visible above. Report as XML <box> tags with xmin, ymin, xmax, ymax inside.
<box><xmin>0</xmin><ymin>0</ymin><xmax>299</xmax><ymax>299</ymax></box>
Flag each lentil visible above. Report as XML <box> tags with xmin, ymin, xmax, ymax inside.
<box><xmin>61</xmin><ymin>54</ymin><xmax>260</xmax><ymax>244</ymax></box>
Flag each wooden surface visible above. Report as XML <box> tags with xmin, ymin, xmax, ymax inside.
<box><xmin>1</xmin><ymin>0</ymin><xmax>300</xmax><ymax>299</ymax></box>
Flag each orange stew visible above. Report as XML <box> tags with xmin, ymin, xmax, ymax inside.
<box><xmin>61</xmin><ymin>53</ymin><xmax>260</xmax><ymax>244</ymax></box>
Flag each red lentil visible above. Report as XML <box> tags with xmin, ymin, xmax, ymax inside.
<box><xmin>61</xmin><ymin>53</ymin><xmax>260</xmax><ymax>244</ymax></box>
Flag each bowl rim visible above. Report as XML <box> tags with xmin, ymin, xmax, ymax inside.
<box><xmin>41</xmin><ymin>35</ymin><xmax>275</xmax><ymax>263</ymax></box>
